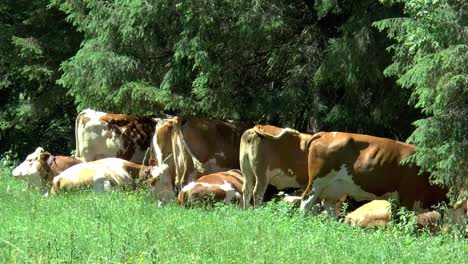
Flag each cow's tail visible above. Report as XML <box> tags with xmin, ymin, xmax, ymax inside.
<box><xmin>74</xmin><ymin>110</ymin><xmax>87</xmax><ymax>159</ymax></box>
<box><xmin>177</xmin><ymin>190</ymin><xmax>187</xmax><ymax>206</ymax></box>
<box><xmin>253</xmin><ymin>125</ymin><xmax>299</xmax><ymax>139</ymax></box>
<box><xmin>176</xmin><ymin>118</ymin><xmax>205</xmax><ymax>174</ymax></box>
<box><xmin>240</xmin><ymin>129</ymin><xmax>255</xmax><ymax>209</ymax></box>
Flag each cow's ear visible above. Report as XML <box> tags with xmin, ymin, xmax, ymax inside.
<box><xmin>39</xmin><ymin>152</ymin><xmax>50</xmax><ymax>162</ymax></box>
<box><xmin>35</xmin><ymin>147</ymin><xmax>45</xmax><ymax>154</ymax></box>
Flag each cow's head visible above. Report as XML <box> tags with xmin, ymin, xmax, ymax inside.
<box><xmin>12</xmin><ymin>147</ymin><xmax>50</xmax><ymax>189</ymax></box>
<box><xmin>147</xmin><ymin>164</ymin><xmax>176</xmax><ymax>201</ymax></box>
<box><xmin>447</xmin><ymin>199</ymin><xmax>468</xmax><ymax>227</ymax></box>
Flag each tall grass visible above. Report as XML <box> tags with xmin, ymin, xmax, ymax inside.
<box><xmin>0</xmin><ymin>165</ymin><xmax>466</xmax><ymax>263</ymax></box>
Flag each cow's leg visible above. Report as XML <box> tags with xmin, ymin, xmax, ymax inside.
<box><xmin>301</xmin><ymin>149</ymin><xmax>326</xmax><ymax>212</ymax></box>
<box><xmin>253</xmin><ymin>176</ymin><xmax>268</xmax><ymax>208</ymax></box>
<box><xmin>240</xmin><ymin>139</ymin><xmax>254</xmax><ymax>209</ymax></box>
<box><xmin>322</xmin><ymin>198</ymin><xmax>339</xmax><ymax>218</ymax></box>
<box><xmin>93</xmin><ymin>174</ymin><xmax>111</xmax><ymax>192</ymax></box>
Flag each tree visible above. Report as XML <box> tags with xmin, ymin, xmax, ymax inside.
<box><xmin>0</xmin><ymin>0</ymin><xmax>82</xmax><ymax>157</ymax></box>
<box><xmin>52</xmin><ymin>0</ymin><xmax>415</xmax><ymax>138</ymax></box>
<box><xmin>313</xmin><ymin>0</ymin><xmax>418</xmax><ymax>139</ymax></box>
<box><xmin>374</xmin><ymin>0</ymin><xmax>467</xmax><ymax>202</ymax></box>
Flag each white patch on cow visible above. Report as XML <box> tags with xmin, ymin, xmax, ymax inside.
<box><xmin>266</xmin><ymin>167</ymin><xmax>301</xmax><ymax>190</ymax></box>
<box><xmin>12</xmin><ymin>149</ymin><xmax>44</xmax><ymax>189</ymax></box>
<box><xmin>312</xmin><ymin>165</ymin><xmax>378</xmax><ymax>201</ymax></box>
<box><xmin>302</xmin><ymin>164</ymin><xmax>381</xmax><ymax>212</ymax></box>
<box><xmin>77</xmin><ymin>110</ymin><xmax>125</xmax><ymax>161</ymax></box>
<box><xmin>85</xmin><ymin>109</ymin><xmax>106</xmax><ymax>125</ymax></box>
<box><xmin>92</xmin><ymin>175</ymin><xmax>111</xmax><ymax>192</ymax></box>
<box><xmin>94</xmin><ymin>158</ymin><xmax>132</xmax><ymax>185</ymax></box>
<box><xmin>152</xmin><ymin>132</ymin><xmax>163</xmax><ymax>165</ymax></box>
<box><xmin>149</xmin><ymin>164</ymin><xmax>176</xmax><ymax>201</ymax></box>
<box><xmin>283</xmin><ymin>195</ymin><xmax>302</xmax><ymax>205</ymax></box>
<box><xmin>332</xmin><ymin>132</ymin><xmax>337</xmax><ymax>137</ymax></box>
<box><xmin>181</xmin><ymin>181</ymin><xmax>198</xmax><ymax>192</ymax></box>
<box><xmin>219</xmin><ymin>181</ymin><xmax>240</xmax><ymax>204</ymax></box>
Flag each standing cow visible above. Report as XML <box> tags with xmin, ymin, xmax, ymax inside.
<box><xmin>240</xmin><ymin>126</ymin><xmax>448</xmax><ymax>214</ymax></box>
<box><xmin>148</xmin><ymin>117</ymin><xmax>251</xmax><ymax>201</ymax></box>
<box><xmin>240</xmin><ymin>125</ymin><xmax>321</xmax><ymax>208</ymax></box>
<box><xmin>75</xmin><ymin>109</ymin><xmax>158</xmax><ymax>164</ymax></box>
<box><xmin>300</xmin><ymin>132</ymin><xmax>448</xmax><ymax>214</ymax></box>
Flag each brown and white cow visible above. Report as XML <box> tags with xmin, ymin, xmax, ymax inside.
<box><xmin>12</xmin><ymin>147</ymin><xmax>83</xmax><ymax>191</ymax></box>
<box><xmin>344</xmin><ymin>199</ymin><xmax>467</xmax><ymax>231</ymax></box>
<box><xmin>300</xmin><ymin>132</ymin><xmax>448</xmax><ymax>214</ymax></box>
<box><xmin>240</xmin><ymin>125</ymin><xmax>322</xmax><ymax>208</ymax></box>
<box><xmin>75</xmin><ymin>109</ymin><xmax>158</xmax><ymax>164</ymax></box>
<box><xmin>240</xmin><ymin>126</ymin><xmax>448</xmax><ymax>212</ymax></box>
<box><xmin>51</xmin><ymin>157</ymin><xmax>161</xmax><ymax>193</ymax></box>
<box><xmin>148</xmin><ymin>117</ymin><xmax>251</xmax><ymax>201</ymax></box>
<box><xmin>177</xmin><ymin>170</ymin><xmax>244</xmax><ymax>206</ymax></box>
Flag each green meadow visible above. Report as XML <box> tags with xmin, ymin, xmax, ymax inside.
<box><xmin>1</xmin><ymin>165</ymin><xmax>466</xmax><ymax>263</ymax></box>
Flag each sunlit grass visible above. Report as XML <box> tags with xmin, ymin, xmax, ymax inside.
<box><xmin>0</xmin><ymin>165</ymin><xmax>466</xmax><ymax>263</ymax></box>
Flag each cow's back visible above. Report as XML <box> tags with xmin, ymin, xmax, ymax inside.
<box><xmin>75</xmin><ymin>109</ymin><xmax>156</xmax><ymax>164</ymax></box>
<box><xmin>177</xmin><ymin>170</ymin><xmax>244</xmax><ymax>205</ymax></box>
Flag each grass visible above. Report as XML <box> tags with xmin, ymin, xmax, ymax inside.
<box><xmin>0</xmin><ymin>165</ymin><xmax>467</xmax><ymax>263</ymax></box>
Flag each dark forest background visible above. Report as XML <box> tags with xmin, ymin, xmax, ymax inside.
<box><xmin>0</xmin><ymin>0</ymin><xmax>466</xmax><ymax>201</ymax></box>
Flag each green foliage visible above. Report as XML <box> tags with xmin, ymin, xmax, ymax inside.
<box><xmin>51</xmin><ymin>0</ymin><xmax>326</xmax><ymax>127</ymax></box>
<box><xmin>51</xmin><ymin>0</ymin><xmax>417</xmax><ymax>136</ymax></box>
<box><xmin>374</xmin><ymin>0</ymin><xmax>467</xmax><ymax>202</ymax></box>
<box><xmin>0</xmin><ymin>0</ymin><xmax>82</xmax><ymax>157</ymax></box>
<box><xmin>1</xmin><ymin>168</ymin><xmax>467</xmax><ymax>262</ymax></box>
<box><xmin>313</xmin><ymin>0</ymin><xmax>417</xmax><ymax>138</ymax></box>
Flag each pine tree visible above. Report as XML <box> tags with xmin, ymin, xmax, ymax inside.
<box><xmin>374</xmin><ymin>0</ymin><xmax>467</xmax><ymax>202</ymax></box>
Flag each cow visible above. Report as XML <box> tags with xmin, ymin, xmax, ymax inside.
<box><xmin>75</xmin><ymin>109</ymin><xmax>158</xmax><ymax>164</ymax></box>
<box><xmin>51</xmin><ymin>157</ymin><xmax>161</xmax><ymax>193</ymax></box>
<box><xmin>300</xmin><ymin>132</ymin><xmax>448</xmax><ymax>214</ymax></box>
<box><xmin>177</xmin><ymin>170</ymin><xmax>243</xmax><ymax>206</ymax></box>
<box><xmin>240</xmin><ymin>126</ymin><xmax>448</xmax><ymax>213</ymax></box>
<box><xmin>148</xmin><ymin>117</ymin><xmax>252</xmax><ymax>201</ymax></box>
<box><xmin>12</xmin><ymin>147</ymin><xmax>83</xmax><ymax>191</ymax></box>
<box><xmin>344</xmin><ymin>199</ymin><xmax>467</xmax><ymax>231</ymax></box>
<box><xmin>344</xmin><ymin>200</ymin><xmax>392</xmax><ymax>227</ymax></box>
<box><xmin>240</xmin><ymin>125</ymin><xmax>323</xmax><ymax>208</ymax></box>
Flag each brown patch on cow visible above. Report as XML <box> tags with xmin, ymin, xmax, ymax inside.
<box><xmin>100</xmin><ymin>114</ymin><xmax>156</xmax><ymax>162</ymax></box>
<box><xmin>81</xmin><ymin>116</ymin><xmax>91</xmax><ymax>126</ymax></box>
<box><xmin>37</xmin><ymin>151</ymin><xmax>83</xmax><ymax>184</ymax></box>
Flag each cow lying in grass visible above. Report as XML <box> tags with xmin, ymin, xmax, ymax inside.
<box><xmin>51</xmin><ymin>158</ymin><xmax>164</xmax><ymax>193</ymax></box>
<box><xmin>177</xmin><ymin>170</ymin><xmax>244</xmax><ymax>206</ymax></box>
<box><xmin>12</xmin><ymin>147</ymin><xmax>83</xmax><ymax>192</ymax></box>
<box><xmin>344</xmin><ymin>199</ymin><xmax>467</xmax><ymax>232</ymax></box>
